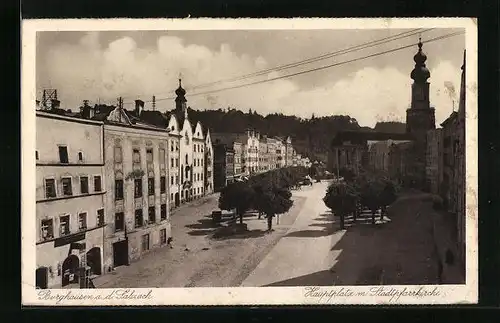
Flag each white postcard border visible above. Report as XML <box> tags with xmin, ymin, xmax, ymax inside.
<box><xmin>21</xmin><ymin>17</ymin><xmax>478</xmax><ymax>306</ymax></box>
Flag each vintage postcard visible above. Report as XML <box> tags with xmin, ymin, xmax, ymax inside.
<box><xmin>21</xmin><ymin>18</ymin><xmax>478</xmax><ymax>306</ymax></box>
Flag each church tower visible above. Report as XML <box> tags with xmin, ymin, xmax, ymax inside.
<box><xmin>175</xmin><ymin>78</ymin><xmax>187</xmax><ymax>117</ymax></box>
<box><xmin>406</xmin><ymin>38</ymin><xmax>436</xmax><ymax>142</ymax></box>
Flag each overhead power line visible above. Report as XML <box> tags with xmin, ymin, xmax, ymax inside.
<box><xmin>128</xmin><ymin>31</ymin><xmax>463</xmax><ymax>106</ymax></box>
<box><xmin>187</xmin><ymin>28</ymin><xmax>433</xmax><ymax>91</ymax></box>
<box><xmin>122</xmin><ymin>28</ymin><xmax>433</xmax><ymax>101</ymax></box>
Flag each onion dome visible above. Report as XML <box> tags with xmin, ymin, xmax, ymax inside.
<box><xmin>410</xmin><ymin>38</ymin><xmax>430</xmax><ymax>83</ymax></box>
<box><xmin>175</xmin><ymin>78</ymin><xmax>186</xmax><ymax>97</ymax></box>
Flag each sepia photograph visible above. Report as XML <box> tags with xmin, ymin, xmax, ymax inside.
<box><xmin>22</xmin><ymin>18</ymin><xmax>478</xmax><ymax>305</ymax></box>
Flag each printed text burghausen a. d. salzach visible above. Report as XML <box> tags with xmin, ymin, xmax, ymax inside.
<box><xmin>37</xmin><ymin>289</ymin><xmax>153</xmax><ymax>304</ymax></box>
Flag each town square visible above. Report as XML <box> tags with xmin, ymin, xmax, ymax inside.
<box><xmin>32</xmin><ymin>26</ymin><xmax>467</xmax><ymax>290</ymax></box>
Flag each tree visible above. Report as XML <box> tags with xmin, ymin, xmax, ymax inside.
<box><xmin>378</xmin><ymin>178</ymin><xmax>398</xmax><ymax>220</ymax></box>
<box><xmin>323</xmin><ymin>182</ymin><xmax>358</xmax><ymax>230</ymax></box>
<box><xmin>218</xmin><ymin>182</ymin><xmax>254</xmax><ymax>224</ymax></box>
<box><xmin>359</xmin><ymin>177</ymin><xmax>385</xmax><ymax>224</ymax></box>
<box><xmin>253</xmin><ymin>183</ymin><xmax>293</xmax><ymax>231</ymax></box>
<box><xmin>339</xmin><ymin>167</ymin><xmax>356</xmax><ymax>182</ymax></box>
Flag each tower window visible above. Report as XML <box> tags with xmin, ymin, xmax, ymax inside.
<box><xmin>78</xmin><ymin>151</ymin><xmax>83</xmax><ymax>162</ymax></box>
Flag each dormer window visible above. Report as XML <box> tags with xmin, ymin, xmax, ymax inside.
<box><xmin>185</xmin><ymin>135</ymin><xmax>190</xmax><ymax>145</ymax></box>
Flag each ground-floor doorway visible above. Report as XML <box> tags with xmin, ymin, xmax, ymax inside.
<box><xmin>174</xmin><ymin>192</ymin><xmax>180</xmax><ymax>207</ymax></box>
<box><xmin>36</xmin><ymin>267</ymin><xmax>48</xmax><ymax>289</ymax></box>
<box><xmin>86</xmin><ymin>247</ymin><xmax>102</xmax><ymax>275</ymax></box>
<box><xmin>112</xmin><ymin>239</ymin><xmax>129</xmax><ymax>268</ymax></box>
<box><xmin>61</xmin><ymin>254</ymin><xmax>79</xmax><ymax>287</ymax></box>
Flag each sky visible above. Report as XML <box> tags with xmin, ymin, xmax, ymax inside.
<box><xmin>36</xmin><ymin>28</ymin><xmax>465</xmax><ymax>127</ymax></box>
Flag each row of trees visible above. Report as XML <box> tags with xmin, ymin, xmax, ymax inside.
<box><xmin>218</xmin><ymin>166</ymin><xmax>309</xmax><ymax>231</ymax></box>
<box><xmin>323</xmin><ymin>169</ymin><xmax>400</xmax><ymax>230</ymax></box>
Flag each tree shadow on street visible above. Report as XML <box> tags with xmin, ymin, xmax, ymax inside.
<box><xmin>326</xmin><ymin>196</ymin><xmax>440</xmax><ymax>286</ymax></box>
<box><xmin>212</xmin><ymin>229</ymin><xmax>268</xmax><ymax>241</ymax></box>
<box><xmin>186</xmin><ymin>212</ymin><xmax>267</xmax><ymax>238</ymax></box>
<box><xmin>284</xmin><ymin>211</ymin><xmax>342</xmax><ymax>238</ymax></box>
<box><xmin>265</xmin><ymin>195</ymin><xmax>441</xmax><ymax>287</ymax></box>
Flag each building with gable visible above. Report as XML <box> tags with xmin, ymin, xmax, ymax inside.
<box><xmin>90</xmin><ymin>103</ymin><xmax>172</xmax><ymax>271</ymax></box>
<box><xmin>138</xmin><ymin>79</ymin><xmax>214</xmax><ymax>208</ymax></box>
<box><xmin>162</xmin><ymin>79</ymin><xmax>214</xmax><ymax>205</ymax></box>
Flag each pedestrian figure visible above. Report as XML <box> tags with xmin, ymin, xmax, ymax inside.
<box><xmin>167</xmin><ymin>237</ymin><xmax>174</xmax><ymax>249</ymax></box>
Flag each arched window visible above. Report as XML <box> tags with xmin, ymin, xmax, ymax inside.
<box><xmin>78</xmin><ymin>151</ymin><xmax>83</xmax><ymax>161</ymax></box>
<box><xmin>185</xmin><ymin>154</ymin><xmax>188</xmax><ymax>164</ymax></box>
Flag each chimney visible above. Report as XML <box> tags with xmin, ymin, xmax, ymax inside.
<box><xmin>135</xmin><ymin>99</ymin><xmax>144</xmax><ymax>116</ymax></box>
<box><xmin>81</xmin><ymin>100</ymin><xmax>94</xmax><ymax>119</ymax></box>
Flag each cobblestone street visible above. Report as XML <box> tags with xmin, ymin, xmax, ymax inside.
<box><xmin>94</xmin><ymin>190</ymin><xmax>306</xmax><ymax>288</ymax></box>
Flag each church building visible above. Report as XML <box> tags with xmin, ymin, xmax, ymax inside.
<box><xmin>329</xmin><ymin>38</ymin><xmax>437</xmax><ymax>187</ymax></box>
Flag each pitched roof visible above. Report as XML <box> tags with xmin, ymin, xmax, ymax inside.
<box><xmin>91</xmin><ymin>105</ymin><xmax>116</xmax><ymax>121</ymax></box>
<box><xmin>440</xmin><ymin>111</ymin><xmax>458</xmax><ymax>127</ymax></box>
<box><xmin>331</xmin><ymin>131</ymin><xmax>415</xmax><ymax>147</ymax></box>
<box><xmin>139</xmin><ymin>110</ymin><xmax>170</xmax><ymax>128</ymax></box>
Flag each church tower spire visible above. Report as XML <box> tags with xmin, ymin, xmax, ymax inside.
<box><xmin>406</xmin><ymin>38</ymin><xmax>436</xmax><ymax>136</ymax></box>
<box><xmin>175</xmin><ymin>78</ymin><xmax>187</xmax><ymax>114</ymax></box>
<box><xmin>410</xmin><ymin>37</ymin><xmax>431</xmax><ymax>109</ymax></box>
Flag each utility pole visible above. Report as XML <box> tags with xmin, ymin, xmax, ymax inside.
<box><xmin>152</xmin><ymin>95</ymin><xmax>156</xmax><ymax>111</ymax></box>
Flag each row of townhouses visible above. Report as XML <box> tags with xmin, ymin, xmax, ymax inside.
<box><xmin>35</xmin><ymin>80</ymin><xmax>217</xmax><ymax>289</ymax></box>
<box><xmin>212</xmin><ymin>130</ymin><xmax>312</xmax><ymax>191</ymax></box>
<box><xmin>35</xmin><ymin>79</ymin><xmax>312</xmax><ymax>289</ymax></box>
<box><xmin>425</xmin><ymin>51</ymin><xmax>466</xmax><ymax>266</ymax></box>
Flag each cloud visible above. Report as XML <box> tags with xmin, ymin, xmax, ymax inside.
<box><xmin>39</xmin><ymin>33</ymin><xmax>462</xmax><ymax>127</ymax></box>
